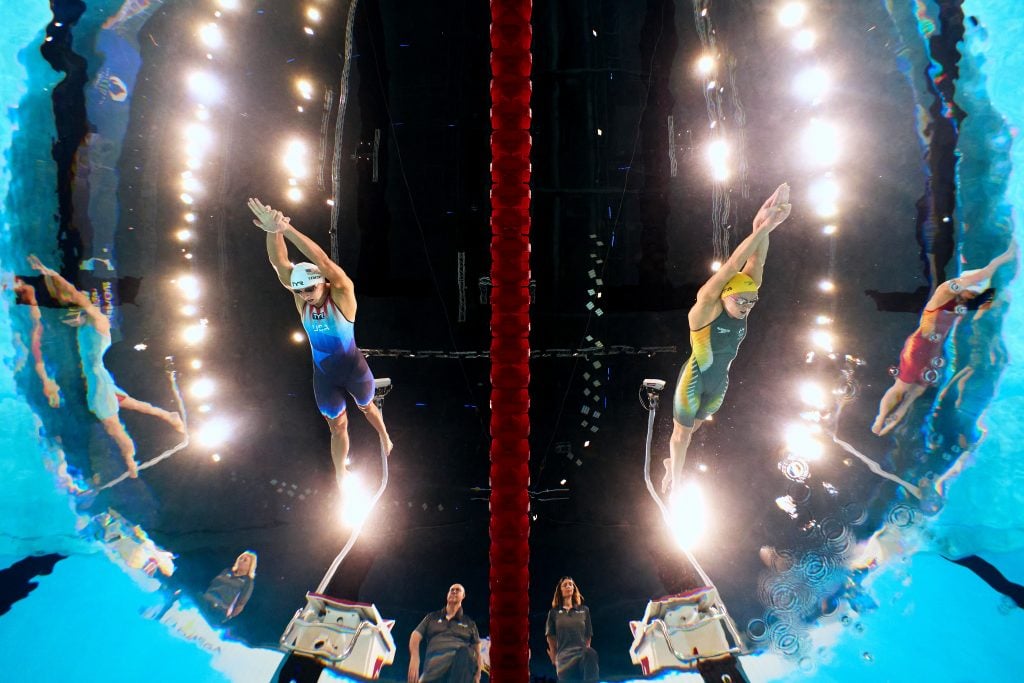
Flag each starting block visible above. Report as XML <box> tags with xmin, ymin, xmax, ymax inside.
<box><xmin>629</xmin><ymin>587</ymin><xmax>739</xmax><ymax>676</ymax></box>
<box><xmin>280</xmin><ymin>593</ymin><xmax>396</xmax><ymax>680</ymax></box>
<box><xmin>92</xmin><ymin>509</ymin><xmax>175</xmax><ymax>578</ymax></box>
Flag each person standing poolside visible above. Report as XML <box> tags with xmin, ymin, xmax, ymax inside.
<box><xmin>871</xmin><ymin>240</ymin><xmax>1016</xmax><ymax>436</ymax></box>
<box><xmin>663</xmin><ymin>184</ymin><xmax>792</xmax><ymax>495</ymax></box>
<box><xmin>408</xmin><ymin>584</ymin><xmax>482</xmax><ymax>683</ymax></box>
<box><xmin>546</xmin><ymin>577</ymin><xmax>599</xmax><ymax>683</ymax></box>
<box><xmin>201</xmin><ymin>551</ymin><xmax>258</xmax><ymax>623</ymax></box>
<box><xmin>247</xmin><ymin>198</ymin><xmax>392</xmax><ymax>495</ymax></box>
<box><xmin>27</xmin><ymin>255</ymin><xmax>184</xmax><ymax>478</ymax></box>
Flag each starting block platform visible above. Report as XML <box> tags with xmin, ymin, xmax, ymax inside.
<box><xmin>629</xmin><ymin>587</ymin><xmax>741</xmax><ymax>676</ymax></box>
<box><xmin>279</xmin><ymin>592</ymin><xmax>396</xmax><ymax>679</ymax></box>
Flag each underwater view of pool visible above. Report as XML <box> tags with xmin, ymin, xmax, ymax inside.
<box><xmin>2</xmin><ymin>1</ymin><xmax>1024</xmax><ymax>681</ymax></box>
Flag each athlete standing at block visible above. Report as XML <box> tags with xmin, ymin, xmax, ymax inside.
<box><xmin>663</xmin><ymin>184</ymin><xmax>792</xmax><ymax>495</ymax></box>
<box><xmin>247</xmin><ymin>198</ymin><xmax>392</xmax><ymax>494</ymax></box>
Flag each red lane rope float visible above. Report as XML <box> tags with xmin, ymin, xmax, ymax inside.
<box><xmin>489</xmin><ymin>0</ymin><xmax>531</xmax><ymax>680</ymax></box>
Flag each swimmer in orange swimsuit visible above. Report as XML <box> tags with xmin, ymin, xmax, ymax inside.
<box><xmin>871</xmin><ymin>241</ymin><xmax>1016</xmax><ymax>436</ymax></box>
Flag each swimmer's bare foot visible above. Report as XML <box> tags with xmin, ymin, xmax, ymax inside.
<box><xmin>125</xmin><ymin>457</ymin><xmax>139</xmax><ymax>479</ymax></box>
<box><xmin>383</xmin><ymin>436</ymin><xmax>394</xmax><ymax>457</ymax></box>
<box><xmin>661</xmin><ymin>458</ymin><xmax>673</xmax><ymax>495</ymax></box>
<box><xmin>168</xmin><ymin>411</ymin><xmax>185</xmax><ymax>434</ymax></box>
<box><xmin>874</xmin><ymin>415</ymin><xmax>900</xmax><ymax>436</ymax></box>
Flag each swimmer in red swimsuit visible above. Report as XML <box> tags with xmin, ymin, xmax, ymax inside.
<box><xmin>871</xmin><ymin>241</ymin><xmax>1016</xmax><ymax>436</ymax></box>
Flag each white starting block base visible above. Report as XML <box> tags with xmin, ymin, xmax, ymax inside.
<box><xmin>629</xmin><ymin>587</ymin><xmax>738</xmax><ymax>676</ymax></box>
<box><xmin>280</xmin><ymin>593</ymin><xmax>396</xmax><ymax>680</ymax></box>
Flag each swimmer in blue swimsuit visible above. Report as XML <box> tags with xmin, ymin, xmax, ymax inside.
<box><xmin>28</xmin><ymin>256</ymin><xmax>184</xmax><ymax>478</ymax></box>
<box><xmin>248</xmin><ymin>198</ymin><xmax>393</xmax><ymax>494</ymax></box>
<box><xmin>663</xmin><ymin>184</ymin><xmax>791</xmax><ymax>495</ymax></box>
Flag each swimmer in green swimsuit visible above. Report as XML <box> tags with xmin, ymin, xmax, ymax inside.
<box><xmin>663</xmin><ymin>184</ymin><xmax>791</xmax><ymax>495</ymax></box>
<box><xmin>28</xmin><ymin>255</ymin><xmax>184</xmax><ymax>478</ymax></box>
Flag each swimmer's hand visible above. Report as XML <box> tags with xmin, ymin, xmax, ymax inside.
<box><xmin>753</xmin><ymin>183</ymin><xmax>791</xmax><ymax>233</ymax></box>
<box><xmin>247</xmin><ymin>197</ymin><xmax>291</xmax><ymax>233</ymax></box>
<box><xmin>43</xmin><ymin>378</ymin><xmax>61</xmax><ymax>408</ymax></box>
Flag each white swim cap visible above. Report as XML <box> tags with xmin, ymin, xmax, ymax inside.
<box><xmin>290</xmin><ymin>262</ymin><xmax>324</xmax><ymax>290</ymax></box>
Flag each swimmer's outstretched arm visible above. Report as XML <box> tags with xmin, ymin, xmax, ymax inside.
<box><xmin>27</xmin><ymin>255</ymin><xmax>90</xmax><ymax>309</ymax></box>
<box><xmin>248</xmin><ymin>197</ymin><xmax>353</xmax><ymax>292</ymax></box>
<box><xmin>18</xmin><ymin>281</ymin><xmax>61</xmax><ymax>407</ymax></box>
<box><xmin>693</xmin><ymin>183</ymin><xmax>791</xmax><ymax>304</ymax></box>
<box><xmin>925</xmin><ymin>238</ymin><xmax>1017</xmax><ymax>309</ymax></box>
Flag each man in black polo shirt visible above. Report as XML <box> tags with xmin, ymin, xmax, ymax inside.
<box><xmin>408</xmin><ymin>583</ymin><xmax>482</xmax><ymax>683</ymax></box>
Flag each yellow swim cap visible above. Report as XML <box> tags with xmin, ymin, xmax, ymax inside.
<box><xmin>721</xmin><ymin>273</ymin><xmax>759</xmax><ymax>298</ymax></box>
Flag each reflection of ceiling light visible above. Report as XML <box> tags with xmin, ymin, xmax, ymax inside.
<box><xmin>183</xmin><ymin>324</ymin><xmax>207</xmax><ymax>344</ymax></box>
<box><xmin>778</xmin><ymin>3</ymin><xmax>807</xmax><ymax>28</ymax></box>
<box><xmin>198</xmin><ymin>23</ymin><xmax>223</xmax><ymax>49</ymax></box>
<box><xmin>296</xmin><ymin>79</ymin><xmax>314</xmax><ymax>100</ymax></box>
<box><xmin>306</xmin><ymin>7</ymin><xmax>322</xmax><ymax>22</ymax></box>
<box><xmin>696</xmin><ymin>54</ymin><xmax>715</xmax><ymax>75</ymax></box>
<box><xmin>801</xmin><ymin>119</ymin><xmax>842</xmax><ymax>167</ymax></box>
<box><xmin>793</xmin><ymin>67</ymin><xmax>830</xmax><ymax>103</ymax></box>
<box><xmin>176</xmin><ymin>229</ymin><xmax>193</xmax><ymax>242</ymax></box>
<box><xmin>175</xmin><ymin>275</ymin><xmax>201</xmax><ymax>300</ymax></box>
<box><xmin>291</xmin><ymin>331</ymin><xmax>305</xmax><ymax>343</ymax></box>
<box><xmin>707</xmin><ymin>139</ymin><xmax>730</xmax><ymax>181</ymax></box>
<box><xmin>811</xmin><ymin>329</ymin><xmax>834</xmax><ymax>352</ymax></box>
<box><xmin>186</xmin><ymin>71</ymin><xmax>224</xmax><ymax>104</ymax></box>
<box><xmin>197</xmin><ymin>417</ymin><xmax>233</xmax><ymax>448</ymax></box>
<box><xmin>793</xmin><ymin>29</ymin><xmax>816</xmax><ymax>51</ymax></box>
<box><xmin>822</xmin><ymin>224</ymin><xmax>837</xmax><ymax>235</ymax></box>
<box><xmin>190</xmin><ymin>378</ymin><xmax>215</xmax><ymax>399</ymax></box>
<box><xmin>818</xmin><ymin>279</ymin><xmax>835</xmax><ymax>293</ymax></box>
<box><xmin>809</xmin><ymin>176</ymin><xmax>840</xmax><ymax>217</ymax></box>
<box><xmin>287</xmin><ymin>187</ymin><xmax>304</xmax><ymax>202</ymax></box>
<box><xmin>799</xmin><ymin>382</ymin><xmax>825</xmax><ymax>408</ymax></box>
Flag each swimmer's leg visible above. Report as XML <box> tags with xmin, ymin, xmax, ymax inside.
<box><xmin>118</xmin><ymin>394</ymin><xmax>184</xmax><ymax>433</ymax></box>
<box><xmin>665</xmin><ymin>418</ymin><xmax>704</xmax><ymax>494</ymax></box>
<box><xmin>667</xmin><ymin>358</ymin><xmax>704</xmax><ymax>494</ymax></box>
<box><xmin>356</xmin><ymin>400</ymin><xmax>393</xmax><ymax>456</ymax></box>
<box><xmin>348</xmin><ymin>354</ymin><xmax>393</xmax><ymax>455</ymax></box>
<box><xmin>99</xmin><ymin>415</ymin><xmax>138</xmax><ymax>478</ymax></box>
<box><xmin>872</xmin><ymin>380</ymin><xmax>907</xmax><ymax>435</ymax></box>
<box><xmin>326</xmin><ymin>410</ymin><xmax>351</xmax><ymax>492</ymax></box>
<box><xmin>874</xmin><ymin>381</ymin><xmax>926</xmax><ymax>436</ymax></box>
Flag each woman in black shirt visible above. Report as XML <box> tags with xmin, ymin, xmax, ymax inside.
<box><xmin>545</xmin><ymin>577</ymin><xmax>599</xmax><ymax>682</ymax></box>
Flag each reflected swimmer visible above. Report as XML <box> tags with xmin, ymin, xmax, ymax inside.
<box><xmin>664</xmin><ymin>183</ymin><xmax>792</xmax><ymax>495</ymax></box>
<box><xmin>247</xmin><ymin>198</ymin><xmax>393</xmax><ymax>495</ymax></box>
<box><xmin>28</xmin><ymin>255</ymin><xmax>184</xmax><ymax>478</ymax></box>
<box><xmin>871</xmin><ymin>240</ymin><xmax>1016</xmax><ymax>436</ymax></box>
<box><xmin>9</xmin><ymin>277</ymin><xmax>61</xmax><ymax>407</ymax></box>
